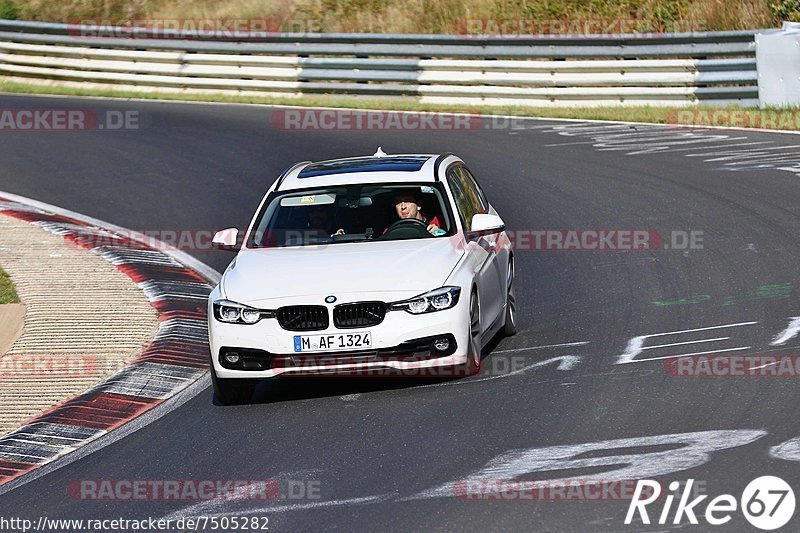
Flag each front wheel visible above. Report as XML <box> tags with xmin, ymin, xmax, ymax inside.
<box><xmin>211</xmin><ymin>366</ymin><xmax>256</xmax><ymax>405</ymax></box>
<box><xmin>503</xmin><ymin>257</ymin><xmax>518</xmax><ymax>336</ymax></box>
<box><xmin>458</xmin><ymin>290</ymin><xmax>482</xmax><ymax>377</ymax></box>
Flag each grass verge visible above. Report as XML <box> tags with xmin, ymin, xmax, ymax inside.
<box><xmin>2</xmin><ymin>0</ymin><xmax>797</xmax><ymax>34</ymax></box>
<box><xmin>0</xmin><ymin>267</ymin><xmax>19</xmax><ymax>305</ymax></box>
<box><xmin>1</xmin><ymin>78</ymin><xmax>798</xmax><ymax>131</ymax></box>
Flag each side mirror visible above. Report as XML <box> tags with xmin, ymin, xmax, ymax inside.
<box><xmin>470</xmin><ymin>214</ymin><xmax>505</xmax><ymax>234</ymax></box>
<box><xmin>212</xmin><ymin>228</ymin><xmax>240</xmax><ymax>251</ymax></box>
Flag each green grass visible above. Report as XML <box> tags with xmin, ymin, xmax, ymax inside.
<box><xmin>2</xmin><ymin>78</ymin><xmax>799</xmax><ymax>131</ymax></box>
<box><xmin>1</xmin><ymin>0</ymin><xmax>796</xmax><ymax>33</ymax></box>
<box><xmin>0</xmin><ymin>267</ymin><xmax>18</xmax><ymax>305</ymax></box>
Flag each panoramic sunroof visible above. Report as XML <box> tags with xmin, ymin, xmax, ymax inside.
<box><xmin>298</xmin><ymin>156</ymin><xmax>430</xmax><ymax>178</ymax></box>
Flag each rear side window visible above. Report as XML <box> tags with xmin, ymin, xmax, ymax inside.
<box><xmin>447</xmin><ymin>166</ymin><xmax>483</xmax><ymax>229</ymax></box>
<box><xmin>458</xmin><ymin>166</ymin><xmax>489</xmax><ymax>213</ymax></box>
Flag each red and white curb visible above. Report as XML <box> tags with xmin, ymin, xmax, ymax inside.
<box><xmin>0</xmin><ymin>192</ymin><xmax>218</xmax><ymax>486</ymax></box>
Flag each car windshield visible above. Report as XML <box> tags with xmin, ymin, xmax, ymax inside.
<box><xmin>247</xmin><ymin>183</ymin><xmax>454</xmax><ymax>248</ymax></box>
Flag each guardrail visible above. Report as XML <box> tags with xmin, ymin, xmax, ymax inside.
<box><xmin>0</xmin><ymin>19</ymin><xmax>770</xmax><ymax>107</ymax></box>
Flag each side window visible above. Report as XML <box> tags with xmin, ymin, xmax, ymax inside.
<box><xmin>458</xmin><ymin>166</ymin><xmax>489</xmax><ymax>213</ymax></box>
<box><xmin>446</xmin><ymin>167</ymin><xmax>475</xmax><ymax>229</ymax></box>
<box><xmin>449</xmin><ymin>165</ymin><xmax>485</xmax><ymax>229</ymax></box>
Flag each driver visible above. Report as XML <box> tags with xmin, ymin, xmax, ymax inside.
<box><xmin>393</xmin><ymin>190</ymin><xmax>443</xmax><ymax>235</ymax></box>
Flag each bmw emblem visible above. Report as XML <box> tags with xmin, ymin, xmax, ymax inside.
<box><xmin>325</xmin><ymin>295</ymin><xmax>337</xmax><ymax>304</ymax></box>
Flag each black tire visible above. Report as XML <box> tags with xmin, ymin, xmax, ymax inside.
<box><xmin>503</xmin><ymin>257</ymin><xmax>518</xmax><ymax>336</ymax></box>
<box><xmin>458</xmin><ymin>290</ymin><xmax>482</xmax><ymax>377</ymax></box>
<box><xmin>211</xmin><ymin>366</ymin><xmax>256</xmax><ymax>405</ymax></box>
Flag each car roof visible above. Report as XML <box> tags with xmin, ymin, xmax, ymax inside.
<box><xmin>275</xmin><ymin>153</ymin><xmax>454</xmax><ymax>191</ymax></box>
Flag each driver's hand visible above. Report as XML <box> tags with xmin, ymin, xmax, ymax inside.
<box><xmin>332</xmin><ymin>228</ymin><xmax>345</xmax><ymax>236</ymax></box>
<box><xmin>427</xmin><ymin>223</ymin><xmax>439</xmax><ymax>235</ymax></box>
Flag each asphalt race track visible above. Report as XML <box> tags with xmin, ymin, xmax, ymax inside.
<box><xmin>1</xmin><ymin>94</ymin><xmax>800</xmax><ymax>531</ymax></box>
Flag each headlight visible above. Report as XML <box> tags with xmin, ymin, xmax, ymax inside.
<box><xmin>213</xmin><ymin>299</ymin><xmax>274</xmax><ymax>324</ymax></box>
<box><xmin>389</xmin><ymin>287</ymin><xmax>461</xmax><ymax>315</ymax></box>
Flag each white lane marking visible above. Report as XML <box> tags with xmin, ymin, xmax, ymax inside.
<box><xmin>405</xmin><ymin>429</ymin><xmax>767</xmax><ymax>501</ymax></box>
<box><xmin>686</xmin><ymin>144</ymin><xmax>798</xmax><ymax>160</ymax></box>
<box><xmin>418</xmin><ymin>355</ymin><xmax>581</xmax><ymax>390</ymax></box>
<box><xmin>620</xmin><ymin>346</ymin><xmax>751</xmax><ymax>364</ymax></box>
<box><xmin>546</xmin><ymin>124</ymin><xmax>656</xmax><ymax>136</ymax></box>
<box><xmin>493</xmin><ymin>341</ymin><xmax>589</xmax><ymax>354</ymax></box>
<box><xmin>622</xmin><ymin>139</ymin><xmax>751</xmax><ymax>156</ymax></box>
<box><xmin>615</xmin><ymin>321</ymin><xmax>757</xmax><ymax>364</ymax></box>
<box><xmin>594</xmin><ymin>132</ymin><xmax>724</xmax><ymax>145</ymax></box>
<box><xmin>538</xmin><ymin>122</ymin><xmax>800</xmax><ymax>174</ymax></box>
<box><xmin>167</xmin><ymin>426</ymin><xmax>784</xmax><ymax>514</ymax></box>
<box><xmin>598</xmin><ymin>136</ymin><xmax>748</xmax><ymax>154</ymax></box>
<box><xmin>545</xmin><ymin>140</ymin><xmax>607</xmax><ymax>147</ymax></box>
<box><xmin>471</xmin><ymin>355</ymin><xmax>581</xmax><ymax>383</ymax></box>
<box><xmin>649</xmin><ymin>141</ymin><xmax>773</xmax><ymax>154</ymax></box>
<box><xmin>684</xmin><ymin>144</ymin><xmax>782</xmax><ymax>158</ymax></box>
<box><xmin>545</xmin><ymin>130</ymin><xmax>677</xmax><ymax>145</ymax></box>
<box><xmin>632</xmin><ymin>322</ymin><xmax>757</xmax><ymax>339</ymax></box>
<box><xmin>222</xmin><ymin>494</ymin><xmax>394</xmax><ymax>514</ymax></box>
<box><xmin>771</xmin><ymin>437</ymin><xmax>800</xmax><ymax>462</ymax></box>
<box><xmin>716</xmin><ymin>150</ymin><xmax>800</xmax><ymax>161</ymax></box>
<box><xmin>721</xmin><ymin>157</ymin><xmax>800</xmax><ymax>170</ymax></box>
<box><xmin>158</xmin><ymin>474</ymin><xmax>325</xmax><ymax>519</ymax></box>
<box><xmin>163</xmin><ymin>493</ymin><xmax>394</xmax><ymax>520</ymax></box>
<box><xmin>706</xmin><ymin>152</ymin><xmax>800</xmax><ymax>164</ymax></box>
<box><xmin>643</xmin><ymin>337</ymin><xmax>730</xmax><ymax>350</ymax></box>
<box><xmin>771</xmin><ymin>317</ymin><xmax>800</xmax><ymax>346</ymax></box>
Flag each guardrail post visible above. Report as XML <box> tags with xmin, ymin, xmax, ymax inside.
<box><xmin>756</xmin><ymin>22</ymin><xmax>800</xmax><ymax>107</ymax></box>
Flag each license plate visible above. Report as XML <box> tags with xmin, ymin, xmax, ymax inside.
<box><xmin>293</xmin><ymin>332</ymin><xmax>372</xmax><ymax>352</ymax></box>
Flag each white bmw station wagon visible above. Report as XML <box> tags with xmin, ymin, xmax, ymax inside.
<box><xmin>208</xmin><ymin>150</ymin><xmax>516</xmax><ymax>404</ymax></box>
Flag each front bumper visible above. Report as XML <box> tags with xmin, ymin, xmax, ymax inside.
<box><xmin>208</xmin><ymin>288</ymin><xmax>470</xmax><ymax>379</ymax></box>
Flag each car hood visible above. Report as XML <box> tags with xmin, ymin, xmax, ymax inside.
<box><xmin>222</xmin><ymin>238</ymin><xmax>463</xmax><ymax>304</ymax></box>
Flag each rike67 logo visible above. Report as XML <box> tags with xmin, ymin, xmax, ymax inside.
<box><xmin>625</xmin><ymin>476</ymin><xmax>795</xmax><ymax>530</ymax></box>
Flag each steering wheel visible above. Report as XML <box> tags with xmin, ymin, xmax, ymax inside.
<box><xmin>382</xmin><ymin>217</ymin><xmax>431</xmax><ymax>239</ymax></box>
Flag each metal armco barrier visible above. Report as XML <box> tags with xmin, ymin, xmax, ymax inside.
<box><xmin>0</xmin><ymin>19</ymin><xmax>778</xmax><ymax>107</ymax></box>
